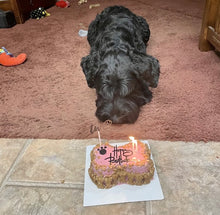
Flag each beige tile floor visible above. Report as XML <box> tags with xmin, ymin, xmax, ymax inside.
<box><xmin>0</xmin><ymin>138</ymin><xmax>219</xmax><ymax>215</ymax></box>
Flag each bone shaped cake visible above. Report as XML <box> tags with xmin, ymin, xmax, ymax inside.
<box><xmin>89</xmin><ymin>141</ymin><xmax>155</xmax><ymax>189</ymax></box>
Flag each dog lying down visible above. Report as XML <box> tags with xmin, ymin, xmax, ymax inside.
<box><xmin>81</xmin><ymin>5</ymin><xmax>160</xmax><ymax>124</ymax></box>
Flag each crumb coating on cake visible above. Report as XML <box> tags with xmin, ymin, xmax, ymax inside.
<box><xmin>89</xmin><ymin>141</ymin><xmax>155</xmax><ymax>189</ymax></box>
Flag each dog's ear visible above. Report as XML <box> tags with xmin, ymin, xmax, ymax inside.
<box><xmin>136</xmin><ymin>16</ymin><xmax>150</xmax><ymax>45</ymax></box>
<box><xmin>80</xmin><ymin>53</ymin><xmax>99</xmax><ymax>88</ymax></box>
<box><xmin>87</xmin><ymin>17</ymin><xmax>100</xmax><ymax>47</ymax></box>
<box><xmin>131</xmin><ymin>52</ymin><xmax>160</xmax><ymax>88</ymax></box>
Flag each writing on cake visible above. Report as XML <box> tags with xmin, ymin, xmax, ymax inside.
<box><xmin>103</xmin><ymin>145</ymin><xmax>133</xmax><ymax>165</ymax></box>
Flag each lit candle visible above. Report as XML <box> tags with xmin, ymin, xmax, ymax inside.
<box><xmin>129</xmin><ymin>136</ymin><xmax>138</xmax><ymax>152</ymax></box>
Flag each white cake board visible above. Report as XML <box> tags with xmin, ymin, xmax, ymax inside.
<box><xmin>83</xmin><ymin>141</ymin><xmax>164</xmax><ymax>207</ymax></box>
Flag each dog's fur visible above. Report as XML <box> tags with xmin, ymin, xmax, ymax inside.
<box><xmin>81</xmin><ymin>6</ymin><xmax>160</xmax><ymax>124</ymax></box>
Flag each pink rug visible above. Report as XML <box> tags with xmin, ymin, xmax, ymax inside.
<box><xmin>0</xmin><ymin>0</ymin><xmax>219</xmax><ymax>141</ymax></box>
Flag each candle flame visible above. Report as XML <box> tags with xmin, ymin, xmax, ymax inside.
<box><xmin>129</xmin><ymin>136</ymin><xmax>134</xmax><ymax>141</ymax></box>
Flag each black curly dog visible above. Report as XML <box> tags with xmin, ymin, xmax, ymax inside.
<box><xmin>81</xmin><ymin>6</ymin><xmax>160</xmax><ymax>124</ymax></box>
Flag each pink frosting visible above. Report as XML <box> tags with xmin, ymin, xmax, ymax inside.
<box><xmin>91</xmin><ymin>141</ymin><xmax>151</xmax><ymax>176</ymax></box>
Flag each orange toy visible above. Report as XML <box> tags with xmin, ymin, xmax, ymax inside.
<box><xmin>0</xmin><ymin>47</ymin><xmax>27</xmax><ymax>66</ymax></box>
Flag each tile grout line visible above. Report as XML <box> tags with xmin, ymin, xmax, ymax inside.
<box><xmin>6</xmin><ymin>180</ymin><xmax>84</xmax><ymax>189</ymax></box>
<box><xmin>146</xmin><ymin>201</ymin><xmax>153</xmax><ymax>215</ymax></box>
<box><xmin>150</xmin><ymin>201</ymin><xmax>152</xmax><ymax>215</ymax></box>
<box><xmin>0</xmin><ymin>139</ymin><xmax>33</xmax><ymax>192</ymax></box>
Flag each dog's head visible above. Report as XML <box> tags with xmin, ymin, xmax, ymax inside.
<box><xmin>81</xmin><ymin>51</ymin><xmax>160</xmax><ymax>124</ymax></box>
<box><xmin>95</xmin><ymin>95</ymin><xmax>140</xmax><ymax>124</ymax></box>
